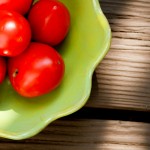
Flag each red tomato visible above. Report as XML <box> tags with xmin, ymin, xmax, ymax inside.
<box><xmin>0</xmin><ymin>10</ymin><xmax>31</xmax><ymax>57</ymax></box>
<box><xmin>8</xmin><ymin>42</ymin><xmax>65</xmax><ymax>98</ymax></box>
<box><xmin>0</xmin><ymin>57</ymin><xmax>6</xmax><ymax>84</ymax></box>
<box><xmin>28</xmin><ymin>0</ymin><xmax>70</xmax><ymax>46</ymax></box>
<box><xmin>0</xmin><ymin>0</ymin><xmax>33</xmax><ymax>15</ymax></box>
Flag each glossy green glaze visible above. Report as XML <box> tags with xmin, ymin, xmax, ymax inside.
<box><xmin>0</xmin><ymin>0</ymin><xmax>111</xmax><ymax>139</ymax></box>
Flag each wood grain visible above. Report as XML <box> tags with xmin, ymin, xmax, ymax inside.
<box><xmin>0</xmin><ymin>119</ymin><xmax>150</xmax><ymax>150</ymax></box>
<box><xmin>86</xmin><ymin>0</ymin><xmax>150</xmax><ymax>111</ymax></box>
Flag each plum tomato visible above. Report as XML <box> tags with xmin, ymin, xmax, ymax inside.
<box><xmin>0</xmin><ymin>57</ymin><xmax>6</xmax><ymax>84</ymax></box>
<box><xmin>0</xmin><ymin>10</ymin><xmax>31</xmax><ymax>57</ymax></box>
<box><xmin>28</xmin><ymin>0</ymin><xmax>70</xmax><ymax>46</ymax></box>
<box><xmin>8</xmin><ymin>42</ymin><xmax>65</xmax><ymax>98</ymax></box>
<box><xmin>0</xmin><ymin>0</ymin><xmax>33</xmax><ymax>15</ymax></box>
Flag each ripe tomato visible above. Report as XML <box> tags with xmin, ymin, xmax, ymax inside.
<box><xmin>0</xmin><ymin>57</ymin><xmax>6</xmax><ymax>84</ymax></box>
<box><xmin>0</xmin><ymin>10</ymin><xmax>31</xmax><ymax>57</ymax></box>
<box><xmin>8</xmin><ymin>42</ymin><xmax>65</xmax><ymax>98</ymax></box>
<box><xmin>28</xmin><ymin>0</ymin><xmax>70</xmax><ymax>46</ymax></box>
<box><xmin>0</xmin><ymin>0</ymin><xmax>33</xmax><ymax>15</ymax></box>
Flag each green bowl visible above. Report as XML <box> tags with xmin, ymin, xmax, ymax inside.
<box><xmin>0</xmin><ymin>0</ymin><xmax>111</xmax><ymax>140</ymax></box>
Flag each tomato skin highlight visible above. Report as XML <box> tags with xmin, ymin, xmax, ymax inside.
<box><xmin>0</xmin><ymin>10</ymin><xmax>31</xmax><ymax>57</ymax></box>
<box><xmin>8</xmin><ymin>42</ymin><xmax>65</xmax><ymax>98</ymax></box>
<box><xmin>0</xmin><ymin>0</ymin><xmax>33</xmax><ymax>15</ymax></box>
<box><xmin>28</xmin><ymin>0</ymin><xmax>70</xmax><ymax>46</ymax></box>
<box><xmin>0</xmin><ymin>57</ymin><xmax>6</xmax><ymax>84</ymax></box>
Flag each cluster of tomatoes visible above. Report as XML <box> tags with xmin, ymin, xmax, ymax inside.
<box><xmin>0</xmin><ymin>0</ymin><xmax>70</xmax><ymax>98</ymax></box>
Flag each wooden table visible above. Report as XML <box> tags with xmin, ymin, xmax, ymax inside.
<box><xmin>0</xmin><ymin>0</ymin><xmax>150</xmax><ymax>149</ymax></box>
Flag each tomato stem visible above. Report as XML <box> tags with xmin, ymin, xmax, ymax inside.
<box><xmin>13</xmin><ymin>69</ymin><xmax>19</xmax><ymax>77</ymax></box>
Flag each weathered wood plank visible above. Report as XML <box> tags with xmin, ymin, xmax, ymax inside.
<box><xmin>85</xmin><ymin>0</ymin><xmax>150</xmax><ymax>111</ymax></box>
<box><xmin>0</xmin><ymin>119</ymin><xmax>150</xmax><ymax>150</ymax></box>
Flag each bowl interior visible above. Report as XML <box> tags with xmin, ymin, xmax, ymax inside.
<box><xmin>0</xmin><ymin>0</ymin><xmax>111</xmax><ymax>139</ymax></box>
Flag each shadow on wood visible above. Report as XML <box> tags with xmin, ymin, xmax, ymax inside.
<box><xmin>86</xmin><ymin>0</ymin><xmax>150</xmax><ymax>111</ymax></box>
<box><xmin>1</xmin><ymin>119</ymin><xmax>150</xmax><ymax>150</ymax></box>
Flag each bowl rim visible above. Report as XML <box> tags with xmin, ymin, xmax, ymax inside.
<box><xmin>0</xmin><ymin>0</ymin><xmax>112</xmax><ymax>140</ymax></box>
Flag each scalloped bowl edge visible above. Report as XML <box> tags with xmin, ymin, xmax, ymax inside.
<box><xmin>0</xmin><ymin>0</ymin><xmax>111</xmax><ymax>140</ymax></box>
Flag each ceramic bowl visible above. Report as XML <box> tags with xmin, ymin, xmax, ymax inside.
<box><xmin>0</xmin><ymin>0</ymin><xmax>111</xmax><ymax>140</ymax></box>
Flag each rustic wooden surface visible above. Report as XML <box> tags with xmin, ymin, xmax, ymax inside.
<box><xmin>1</xmin><ymin>118</ymin><xmax>150</xmax><ymax>150</ymax></box>
<box><xmin>0</xmin><ymin>0</ymin><xmax>150</xmax><ymax>149</ymax></box>
<box><xmin>86</xmin><ymin>0</ymin><xmax>150</xmax><ymax>111</ymax></box>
